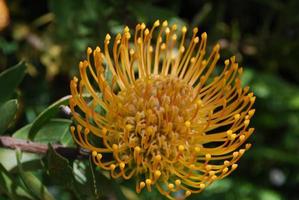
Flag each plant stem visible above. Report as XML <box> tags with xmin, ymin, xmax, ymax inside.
<box><xmin>0</xmin><ymin>136</ymin><xmax>86</xmax><ymax>159</ymax></box>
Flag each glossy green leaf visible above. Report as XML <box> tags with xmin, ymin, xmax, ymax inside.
<box><xmin>16</xmin><ymin>149</ymin><xmax>55</xmax><ymax>200</ymax></box>
<box><xmin>29</xmin><ymin>95</ymin><xmax>71</xmax><ymax>140</ymax></box>
<box><xmin>46</xmin><ymin>144</ymin><xmax>74</xmax><ymax>186</ymax></box>
<box><xmin>14</xmin><ymin>118</ymin><xmax>73</xmax><ymax>146</ymax></box>
<box><xmin>0</xmin><ymin>148</ymin><xmax>39</xmax><ymax>171</ymax></box>
<box><xmin>91</xmin><ymin>168</ymin><xmax>127</xmax><ymax>200</ymax></box>
<box><xmin>0</xmin><ymin>99</ymin><xmax>18</xmax><ymax>135</ymax></box>
<box><xmin>0</xmin><ymin>163</ymin><xmax>33</xmax><ymax>200</ymax></box>
<box><xmin>0</xmin><ymin>62</ymin><xmax>26</xmax><ymax>104</ymax></box>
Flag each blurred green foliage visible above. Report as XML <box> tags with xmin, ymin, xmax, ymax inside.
<box><xmin>0</xmin><ymin>0</ymin><xmax>299</xmax><ymax>199</ymax></box>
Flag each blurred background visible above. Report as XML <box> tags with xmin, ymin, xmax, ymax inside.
<box><xmin>0</xmin><ymin>0</ymin><xmax>299</xmax><ymax>199</ymax></box>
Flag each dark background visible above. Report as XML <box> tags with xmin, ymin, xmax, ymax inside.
<box><xmin>0</xmin><ymin>0</ymin><xmax>299</xmax><ymax>199</ymax></box>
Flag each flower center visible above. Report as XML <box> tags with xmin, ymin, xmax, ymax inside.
<box><xmin>107</xmin><ymin>75</ymin><xmax>207</xmax><ymax>166</ymax></box>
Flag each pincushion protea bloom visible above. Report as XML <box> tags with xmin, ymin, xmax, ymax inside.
<box><xmin>70</xmin><ymin>20</ymin><xmax>255</xmax><ymax>199</ymax></box>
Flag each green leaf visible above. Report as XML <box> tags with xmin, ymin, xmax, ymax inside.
<box><xmin>92</xmin><ymin>168</ymin><xmax>127</xmax><ymax>200</ymax></box>
<box><xmin>0</xmin><ymin>163</ymin><xmax>33</xmax><ymax>200</ymax></box>
<box><xmin>16</xmin><ymin>149</ymin><xmax>55</xmax><ymax>200</ymax></box>
<box><xmin>0</xmin><ymin>99</ymin><xmax>19</xmax><ymax>135</ymax></box>
<box><xmin>0</xmin><ymin>61</ymin><xmax>26</xmax><ymax>104</ymax></box>
<box><xmin>14</xmin><ymin>118</ymin><xmax>73</xmax><ymax>146</ymax></box>
<box><xmin>46</xmin><ymin>144</ymin><xmax>74</xmax><ymax>186</ymax></box>
<box><xmin>87</xmin><ymin>158</ymin><xmax>101</xmax><ymax>199</ymax></box>
<box><xmin>0</xmin><ymin>148</ymin><xmax>39</xmax><ymax>171</ymax></box>
<box><xmin>29</xmin><ymin>95</ymin><xmax>71</xmax><ymax>140</ymax></box>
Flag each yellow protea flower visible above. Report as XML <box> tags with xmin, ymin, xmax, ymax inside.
<box><xmin>70</xmin><ymin>20</ymin><xmax>255</xmax><ymax>199</ymax></box>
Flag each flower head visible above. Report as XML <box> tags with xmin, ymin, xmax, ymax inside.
<box><xmin>70</xmin><ymin>20</ymin><xmax>255</xmax><ymax>199</ymax></box>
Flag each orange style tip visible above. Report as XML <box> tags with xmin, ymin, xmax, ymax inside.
<box><xmin>110</xmin><ymin>164</ymin><xmax>116</xmax><ymax>170</ymax></box>
<box><xmin>196</xmin><ymin>99</ymin><xmax>203</xmax><ymax>106</ymax></box>
<box><xmin>87</xmin><ymin>47</ymin><xmax>92</xmax><ymax>54</ymax></box>
<box><xmin>101</xmin><ymin>128</ymin><xmax>107</xmax><ymax>135</ymax></box>
<box><xmin>223</xmin><ymin>167</ymin><xmax>229</xmax><ymax>173</ymax></box>
<box><xmin>95</xmin><ymin>46</ymin><xmax>101</xmax><ymax>52</ymax></box>
<box><xmin>129</xmin><ymin>48</ymin><xmax>135</xmax><ymax>55</ymax></box>
<box><xmin>134</xmin><ymin>146</ymin><xmax>141</xmax><ymax>153</ymax></box>
<box><xmin>96</xmin><ymin>154</ymin><xmax>102</xmax><ymax>160</ymax></box>
<box><xmin>79</xmin><ymin>61</ymin><xmax>84</xmax><ymax>68</ymax></box>
<box><xmin>226</xmin><ymin>130</ymin><xmax>233</xmax><ymax>135</ymax></box>
<box><xmin>224</xmin><ymin>59</ymin><xmax>230</xmax><ymax>65</ymax></box>
<box><xmin>178</xmin><ymin>145</ymin><xmax>185</xmax><ymax>152</ymax></box>
<box><xmin>168</xmin><ymin>183</ymin><xmax>174</xmax><ymax>190</ymax></box>
<box><xmin>230</xmin><ymin>56</ymin><xmax>236</xmax><ymax>63</ymax></box>
<box><xmin>125</xmin><ymin>124</ymin><xmax>133</xmax><ymax>131</ymax></box>
<box><xmin>140</xmin><ymin>23</ymin><xmax>146</xmax><ymax>30</ymax></box>
<box><xmin>193</xmin><ymin>36</ymin><xmax>200</xmax><ymax>43</ymax></box>
<box><xmin>201</xmin><ymin>32</ymin><xmax>207</xmax><ymax>39</ymax></box>
<box><xmin>124</xmin><ymin>26</ymin><xmax>129</xmax><ymax>32</ymax></box>
<box><xmin>182</xmin><ymin>26</ymin><xmax>187</xmax><ymax>33</ymax></box>
<box><xmin>70</xmin><ymin>126</ymin><xmax>75</xmax><ymax>132</ymax></box>
<box><xmin>171</xmin><ymin>24</ymin><xmax>177</xmax><ymax>30</ymax></box>
<box><xmin>239</xmin><ymin>149</ymin><xmax>245</xmax><ymax>155</ymax></box>
<box><xmin>155</xmin><ymin>154</ymin><xmax>162</xmax><ymax>161</ymax></box>
<box><xmin>195</xmin><ymin>147</ymin><xmax>201</xmax><ymax>153</ymax></box>
<box><xmin>180</xmin><ymin>46</ymin><xmax>185</xmax><ymax>53</ymax></box>
<box><xmin>239</xmin><ymin>135</ymin><xmax>246</xmax><ymax>141</ymax></box>
<box><xmin>230</xmin><ymin>134</ymin><xmax>237</xmax><ymax>140</ymax></box>
<box><xmin>184</xmin><ymin>120</ymin><xmax>191</xmax><ymax>128</ymax></box>
<box><xmin>73</xmin><ymin>76</ymin><xmax>78</xmax><ymax>82</ymax></box>
<box><xmin>185</xmin><ymin>190</ymin><xmax>191</xmax><ymax>196</ymax></box>
<box><xmin>154</xmin><ymin>170</ymin><xmax>161</xmax><ymax>178</ymax></box>
<box><xmin>92</xmin><ymin>151</ymin><xmax>97</xmax><ymax>157</ymax></box>
<box><xmin>224</xmin><ymin>160</ymin><xmax>230</xmax><ymax>166</ymax></box>
<box><xmin>162</xmin><ymin>20</ymin><xmax>168</xmax><ymax>27</ymax></box>
<box><xmin>214</xmin><ymin>43</ymin><xmax>221</xmax><ymax>51</ymax></box>
<box><xmin>137</xmin><ymin>37</ymin><xmax>142</xmax><ymax>44</ymax></box>
<box><xmin>112</xmin><ymin>144</ymin><xmax>118</xmax><ymax>150</ymax></box>
<box><xmin>154</xmin><ymin>20</ymin><xmax>160</xmax><ymax>27</ymax></box>
<box><xmin>233</xmin><ymin>152</ymin><xmax>239</xmax><ymax>158</ymax></box>
<box><xmin>145</xmin><ymin>179</ymin><xmax>152</xmax><ymax>185</ymax></box>
<box><xmin>119</xmin><ymin>162</ymin><xmax>125</xmax><ymax>169</ymax></box>
<box><xmin>165</xmin><ymin>27</ymin><xmax>170</xmax><ymax>34</ymax></box>
<box><xmin>175</xmin><ymin>179</ymin><xmax>181</xmax><ymax>185</ymax></box>
<box><xmin>249</xmin><ymin>109</ymin><xmax>255</xmax><ymax>116</ymax></box>
<box><xmin>76</xmin><ymin>125</ymin><xmax>82</xmax><ymax>131</ymax></box>
<box><xmin>140</xmin><ymin>181</ymin><xmax>146</xmax><ymax>188</ymax></box>
<box><xmin>245</xmin><ymin>143</ymin><xmax>252</xmax><ymax>149</ymax></box>
<box><xmin>144</xmin><ymin>28</ymin><xmax>150</xmax><ymax>35</ymax></box>
<box><xmin>199</xmin><ymin>183</ymin><xmax>206</xmax><ymax>189</ymax></box>
<box><xmin>193</xmin><ymin>27</ymin><xmax>198</xmax><ymax>33</ymax></box>
<box><xmin>244</xmin><ymin>120</ymin><xmax>250</xmax><ymax>126</ymax></box>
<box><xmin>205</xmin><ymin>154</ymin><xmax>211</xmax><ymax>160</ymax></box>
<box><xmin>105</xmin><ymin>34</ymin><xmax>111</xmax><ymax>41</ymax></box>
<box><xmin>234</xmin><ymin>113</ymin><xmax>240</xmax><ymax>120</ymax></box>
<box><xmin>84</xmin><ymin>128</ymin><xmax>90</xmax><ymax>134</ymax></box>
<box><xmin>250</xmin><ymin>96</ymin><xmax>256</xmax><ymax>102</ymax></box>
<box><xmin>172</xmin><ymin>34</ymin><xmax>177</xmax><ymax>40</ymax></box>
<box><xmin>232</xmin><ymin>164</ymin><xmax>238</xmax><ymax>169</ymax></box>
